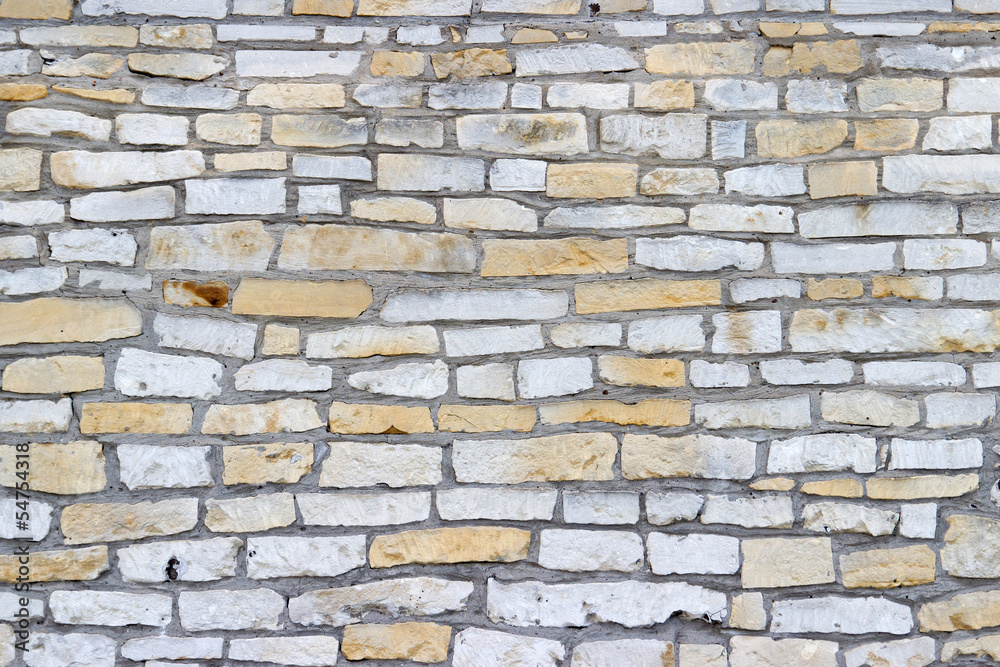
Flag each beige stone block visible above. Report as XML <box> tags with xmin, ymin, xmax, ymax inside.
<box><xmin>598</xmin><ymin>0</ymin><xmax>647</xmax><ymax>9</ymax></box>
<box><xmin>453</xmin><ymin>433</ymin><xmax>616</xmax><ymax>483</ymax></box>
<box><xmin>750</xmin><ymin>478</ymin><xmax>795</xmax><ymax>491</ymax></box>
<box><xmin>2</xmin><ymin>356</ymin><xmax>105</xmax><ymax>394</ymax></box>
<box><xmin>430</xmin><ymin>48</ymin><xmax>512</xmax><ymax>78</ymax></box>
<box><xmin>645</xmin><ymin>42</ymin><xmax>755</xmax><ymax>75</ymax></box>
<box><xmin>801</xmin><ymin>478</ymin><xmax>864</xmax><ymax>497</ymax></box>
<box><xmin>163</xmin><ymin>280</ymin><xmax>228</xmax><ymax>308</ymax></box>
<box><xmin>351</xmin><ymin>197</ymin><xmax>436</xmax><ymax>225</ymax></box>
<box><xmin>202</xmin><ymin>399</ymin><xmax>322</xmax><ymax>436</ymax></box>
<box><xmin>512</xmin><ymin>28</ymin><xmax>558</xmax><ymax>43</ymax></box>
<box><xmin>342</xmin><ymin>623</ymin><xmax>451</xmax><ymax>662</ymax></box>
<box><xmin>0</xmin><ymin>148</ymin><xmax>42</xmax><ymax>191</ymax></box>
<box><xmin>0</xmin><ymin>0</ymin><xmax>72</xmax><ymax>19</ymax></box>
<box><xmin>370</xmin><ymin>527</ymin><xmax>530</xmax><ymax>567</ymax></box>
<box><xmin>597</xmin><ymin>356</ymin><xmax>685</xmax><ymax>387</ymax></box>
<box><xmin>328</xmin><ymin>402</ymin><xmax>434</xmax><ymax>434</ymax></box>
<box><xmin>540</xmin><ymin>399</ymin><xmax>690</xmax><ymax>427</ymax></box>
<box><xmin>841</xmin><ymin>545</ymin><xmax>936</xmax><ymax>588</ymax></box>
<box><xmin>867</xmin><ymin>474</ymin><xmax>979</xmax><ymax>500</ymax></box>
<box><xmin>809</xmin><ymin>161</ymin><xmax>878</xmax><ymax>199</ymax></box>
<box><xmin>928</xmin><ymin>21</ymin><xmax>1000</xmax><ymax>32</ymax></box>
<box><xmin>206</xmin><ymin>493</ymin><xmax>296</xmax><ymax>532</ymax></box>
<box><xmin>872</xmin><ymin>275</ymin><xmax>941</xmax><ymax>300</ymax></box>
<box><xmin>575</xmin><ymin>278</ymin><xmax>721</xmax><ymax>314</ymax></box>
<box><xmin>854</xmin><ymin>119</ymin><xmax>919</xmax><ymax>152</ymax></box>
<box><xmin>146</xmin><ymin>220</ymin><xmax>275</xmax><ymax>272</ymax></box>
<box><xmin>195</xmin><ymin>113</ymin><xmax>262</xmax><ymax>145</ymax></box>
<box><xmin>942</xmin><ymin>514</ymin><xmax>1000</xmax><ymax>578</ymax></box>
<box><xmin>52</xmin><ymin>85</ymin><xmax>135</xmax><ymax>104</ymax></box>
<box><xmin>679</xmin><ymin>644</ymin><xmax>726</xmax><ymax>667</ymax></box>
<box><xmin>759</xmin><ymin>22</ymin><xmax>801</xmax><ymax>37</ymax></box>
<box><xmin>127</xmin><ymin>53</ymin><xmax>228</xmax><ymax>81</ymax></box>
<box><xmin>292</xmin><ymin>0</ymin><xmax>354</xmax><ymax>15</ymax></box>
<box><xmin>857</xmin><ymin>78</ymin><xmax>942</xmax><ymax>112</ymax></box>
<box><xmin>0</xmin><ymin>546</ymin><xmax>107</xmax><ymax>583</ymax></box>
<box><xmin>247</xmin><ymin>83</ymin><xmax>346</xmax><ymax>109</ymax></box>
<box><xmin>807</xmin><ymin>278</ymin><xmax>863</xmax><ymax>301</ymax></box>
<box><xmin>621</xmin><ymin>433</ymin><xmax>754</xmax><ymax>480</ymax></box>
<box><xmin>730</xmin><ymin>592</ymin><xmax>766</xmax><ymax>630</ymax></box>
<box><xmin>308</xmin><ymin>325</ymin><xmax>438</xmax><ymax>358</ymax></box>
<box><xmin>0</xmin><ymin>441</ymin><xmax>105</xmax><ymax>495</ymax></box>
<box><xmin>372</xmin><ymin>51</ymin><xmax>426</xmax><ymax>76</ymax></box>
<box><xmin>223</xmin><ymin>443</ymin><xmax>313</xmax><ymax>485</ymax></box>
<box><xmin>756</xmin><ymin>120</ymin><xmax>848</xmax><ymax>158</ymax></box>
<box><xmin>546</xmin><ymin>162</ymin><xmax>637</xmax><ymax>198</ymax></box>
<box><xmin>640</xmin><ymin>167</ymin><xmax>718</xmax><ymax>195</ymax></box>
<box><xmin>271</xmin><ymin>114</ymin><xmax>366</xmax><ymax>148</ymax></box>
<box><xmin>231</xmin><ymin>278</ymin><xmax>372</xmax><ymax>318</ymax></box>
<box><xmin>80</xmin><ymin>402</ymin><xmax>192</xmax><ymax>434</ymax></box>
<box><xmin>437</xmin><ymin>405</ymin><xmax>536</xmax><ymax>432</ymax></box>
<box><xmin>919</xmin><ymin>590</ymin><xmax>1000</xmax><ymax>632</ymax></box>
<box><xmin>62</xmin><ymin>498</ymin><xmax>198</xmax><ymax>544</ymax></box>
<box><xmin>278</xmin><ymin>225</ymin><xmax>475</xmax><ymax>273</ymax></box>
<box><xmin>634</xmin><ymin>80</ymin><xmax>695</xmax><ymax>109</ymax></box>
<box><xmin>481</xmin><ymin>238</ymin><xmax>628</xmax><ymax>276</ymax></box>
<box><xmin>741</xmin><ymin>537</ymin><xmax>835</xmax><ymax>588</ymax></box>
<box><xmin>942</xmin><ymin>635</ymin><xmax>1000</xmax><ymax>662</ymax></box>
<box><xmin>0</xmin><ymin>83</ymin><xmax>46</xmax><ymax>101</ymax></box>
<box><xmin>215</xmin><ymin>151</ymin><xmax>287</xmax><ymax>172</ymax></box>
<box><xmin>140</xmin><ymin>24</ymin><xmax>214</xmax><ymax>49</ymax></box>
<box><xmin>763</xmin><ymin>40</ymin><xmax>862</xmax><ymax>76</ymax></box>
<box><xmin>262</xmin><ymin>324</ymin><xmax>300</xmax><ymax>356</ymax></box>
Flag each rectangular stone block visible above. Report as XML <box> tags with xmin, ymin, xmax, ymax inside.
<box><xmin>482</xmin><ymin>238</ymin><xmax>627</xmax><ymax>276</ymax></box>
<box><xmin>80</xmin><ymin>402</ymin><xmax>192</xmax><ymax>434</ymax></box>
<box><xmin>575</xmin><ymin>279</ymin><xmax>720</xmax><ymax>314</ymax></box>
<box><xmin>546</xmin><ymin>162</ymin><xmax>637</xmax><ymax>199</ymax></box>
<box><xmin>370</xmin><ymin>527</ymin><xmax>530</xmax><ymax>567</ymax></box>
<box><xmin>453</xmin><ymin>433</ymin><xmax>617</xmax><ymax>483</ymax></box>
<box><xmin>232</xmin><ymin>278</ymin><xmax>372</xmax><ymax>318</ymax></box>
<box><xmin>457</xmin><ymin>113</ymin><xmax>587</xmax><ymax>155</ymax></box>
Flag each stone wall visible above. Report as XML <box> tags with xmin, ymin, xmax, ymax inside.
<box><xmin>0</xmin><ymin>0</ymin><xmax>997</xmax><ymax>664</ymax></box>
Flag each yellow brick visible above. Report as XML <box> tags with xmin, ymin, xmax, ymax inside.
<box><xmin>741</xmin><ymin>537</ymin><xmax>835</xmax><ymax>588</ymax></box>
<box><xmin>430</xmin><ymin>48</ymin><xmax>512</xmax><ymax>78</ymax></box>
<box><xmin>867</xmin><ymin>474</ymin><xmax>979</xmax><ymax>500</ymax></box>
<box><xmin>919</xmin><ymin>590</ymin><xmax>1000</xmax><ymax>632</ymax></box>
<box><xmin>634</xmin><ymin>80</ymin><xmax>695</xmax><ymax>109</ymax></box>
<box><xmin>801</xmin><ymin>478</ymin><xmax>864</xmax><ymax>497</ymax></box>
<box><xmin>0</xmin><ymin>441</ymin><xmax>106</xmax><ymax>495</ymax></box>
<box><xmin>808</xmin><ymin>161</ymin><xmax>878</xmax><ymax>199</ymax></box>
<box><xmin>730</xmin><ymin>592</ymin><xmax>767</xmax><ymax>630</ymax></box>
<box><xmin>52</xmin><ymin>85</ymin><xmax>135</xmax><ymax>104</ymax></box>
<box><xmin>0</xmin><ymin>83</ymin><xmax>46</xmax><ymax>101</ymax></box>
<box><xmin>231</xmin><ymin>278</ymin><xmax>372</xmax><ymax>318</ymax></box>
<box><xmin>215</xmin><ymin>151</ymin><xmax>287</xmax><ymax>172</ymax></box>
<box><xmin>2</xmin><ymin>356</ymin><xmax>105</xmax><ymax>394</ymax></box>
<box><xmin>80</xmin><ymin>403</ymin><xmax>192</xmax><ymax>434</ymax></box>
<box><xmin>546</xmin><ymin>162</ymin><xmax>637</xmax><ymax>199</ymax></box>
<box><xmin>342</xmin><ymin>623</ymin><xmax>451</xmax><ymax>663</ymax></box>
<box><xmin>351</xmin><ymin>197</ymin><xmax>436</xmax><ymax>225</ymax></box>
<box><xmin>854</xmin><ymin>119</ymin><xmax>919</xmax><ymax>152</ymax></box>
<box><xmin>371</xmin><ymin>50</ymin><xmax>426</xmax><ymax>76</ymax></box>
<box><xmin>762</xmin><ymin>40</ymin><xmax>862</xmax><ymax>76</ymax></box>
<box><xmin>0</xmin><ymin>298</ymin><xmax>140</xmax><ymax>347</ymax></box>
<box><xmin>597</xmin><ymin>356</ymin><xmax>685</xmax><ymax>387</ymax></box>
<box><xmin>202</xmin><ymin>399</ymin><xmax>322</xmax><ymax>436</ymax></box>
<box><xmin>539</xmin><ymin>399</ymin><xmax>690</xmax><ymax>427</ymax></box>
<box><xmin>929</xmin><ymin>20</ymin><xmax>1000</xmax><ymax>32</ymax></box>
<box><xmin>575</xmin><ymin>278</ymin><xmax>721</xmax><ymax>314</ymax></box>
<box><xmin>328</xmin><ymin>402</ymin><xmax>434</xmax><ymax>434</ymax></box>
<box><xmin>222</xmin><ymin>443</ymin><xmax>313</xmax><ymax>485</ymax></box>
<box><xmin>247</xmin><ymin>83</ymin><xmax>346</xmax><ymax>109</ymax></box>
<box><xmin>454</xmin><ymin>433</ymin><xmax>616</xmax><ymax>483</ymax></box>
<box><xmin>872</xmin><ymin>275</ymin><xmax>941</xmax><ymax>300</ymax></box>
<box><xmin>759</xmin><ymin>22</ymin><xmax>801</xmax><ymax>37</ymax></box>
<box><xmin>841</xmin><ymin>545</ymin><xmax>936</xmax><ymax>589</ymax></box>
<box><xmin>0</xmin><ymin>546</ymin><xmax>107</xmax><ymax>583</ymax></box>
<box><xmin>62</xmin><ymin>498</ymin><xmax>198</xmax><ymax>544</ymax></box>
<box><xmin>511</xmin><ymin>28</ymin><xmax>558</xmax><ymax>43</ymax></box>
<box><xmin>291</xmin><ymin>0</ymin><xmax>353</xmax><ymax>15</ymax></box>
<box><xmin>595</xmin><ymin>0</ymin><xmax>647</xmax><ymax>9</ymax></box>
<box><xmin>857</xmin><ymin>78</ymin><xmax>942</xmax><ymax>112</ymax></box>
<box><xmin>262</xmin><ymin>324</ymin><xmax>300</xmax><ymax>356</ymax></box>
<box><xmin>799</xmin><ymin>22</ymin><xmax>829</xmax><ymax>35</ymax></box>
<box><xmin>369</xmin><ymin>527</ymin><xmax>530</xmax><ymax>567</ymax></box>
<box><xmin>437</xmin><ymin>405</ymin><xmax>536</xmax><ymax>432</ymax></box>
<box><xmin>481</xmin><ymin>238</ymin><xmax>628</xmax><ymax>276</ymax></box>
<box><xmin>756</xmin><ymin>119</ymin><xmax>848</xmax><ymax>158</ymax></box>
<box><xmin>645</xmin><ymin>42</ymin><xmax>755</xmax><ymax>75</ymax></box>
<box><xmin>0</xmin><ymin>0</ymin><xmax>72</xmax><ymax>19</ymax></box>
<box><xmin>750</xmin><ymin>478</ymin><xmax>795</xmax><ymax>491</ymax></box>
<box><xmin>807</xmin><ymin>278</ymin><xmax>863</xmax><ymax>300</ymax></box>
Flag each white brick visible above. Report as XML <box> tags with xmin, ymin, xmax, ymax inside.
<box><xmin>701</xmin><ymin>495</ymin><xmax>794</xmax><ymax>528</ymax></box>
<box><xmin>889</xmin><ymin>438</ymin><xmax>983</xmax><ymax>470</ymax></box>
<box><xmin>437</xmin><ymin>488</ymin><xmax>556</xmax><ymax>521</ymax></box>
<box><xmin>293</xmin><ymin>155</ymin><xmax>372</xmax><ymax>180</ymax></box>
<box><xmin>628</xmin><ymin>316</ymin><xmax>705</xmax><ymax>353</ymax></box>
<box><xmin>48</xmin><ymin>228</ymin><xmax>136</xmax><ymax>266</ymax></box>
<box><xmin>636</xmin><ymin>236</ymin><xmax>764</xmax><ymax>271</ymax></box>
<box><xmin>725</xmin><ymin>164</ymin><xmax>805</xmax><ymax>196</ymax></box>
<box><xmin>247</xmin><ymin>536</ymin><xmax>366</xmax><ymax>579</ymax></box>
<box><xmin>297</xmin><ymin>185</ymin><xmax>342</xmax><ymax>215</ymax></box>
<box><xmin>802</xmin><ymin>502</ymin><xmax>898</xmax><ymax>536</ymax></box>
<box><xmin>114</xmin><ymin>348</ymin><xmax>222</xmax><ymax>400</ymax></box>
<box><xmin>70</xmin><ymin>186</ymin><xmax>175</xmax><ymax>222</ymax></box>
<box><xmin>120</xmin><ymin>636</ymin><xmax>223</xmax><ymax>661</ymax></box>
<box><xmin>49</xmin><ymin>591</ymin><xmax>170</xmax><ymax>627</ymax></box>
<box><xmin>863</xmin><ymin>361</ymin><xmax>966</xmax><ymax>387</ymax></box>
<box><xmin>444</xmin><ymin>325</ymin><xmax>543</xmax><ymax>356</ymax></box>
<box><xmin>489</xmin><ymin>159</ymin><xmax>547</xmax><ymax>192</ymax></box>
<box><xmin>563</xmin><ymin>491</ymin><xmax>639</xmax><ymax>525</ymax></box>
<box><xmin>118</xmin><ymin>538</ymin><xmax>242</xmax><ymax>583</ymax></box>
<box><xmin>767</xmin><ymin>434</ymin><xmax>877</xmax><ymax>474</ymax></box>
<box><xmin>712</xmin><ymin>311</ymin><xmax>782</xmax><ymax>354</ymax></box>
<box><xmin>903</xmin><ymin>239</ymin><xmax>986</xmax><ymax>270</ymax></box>
<box><xmin>179</xmin><ymin>589</ymin><xmax>284</xmax><ymax>631</ymax></box>
<box><xmin>704</xmin><ymin>80</ymin><xmax>778</xmax><ymax>110</ymax></box>
<box><xmin>298</xmin><ymin>492</ymin><xmax>431</xmax><ymax>526</ymax></box>
<box><xmin>547</xmin><ymin>83</ymin><xmax>630</xmax><ymax>109</ymax></box>
<box><xmin>348</xmin><ymin>360</ymin><xmax>448</xmax><ymax>399</ymax></box>
<box><xmin>785</xmin><ymin>79</ymin><xmax>849</xmax><ymax>113</ymax></box>
<box><xmin>185</xmin><ymin>178</ymin><xmax>285</xmax><ymax>215</ymax></box>
<box><xmin>761</xmin><ymin>359</ymin><xmax>854</xmax><ymax>385</ymax></box>
<box><xmin>689</xmin><ymin>204</ymin><xmax>793</xmax><ymax>232</ymax></box>
<box><xmin>647</xmin><ymin>533</ymin><xmax>740</xmax><ymax>575</ymax></box>
<box><xmin>118</xmin><ymin>445</ymin><xmax>212</xmax><ymax>489</ymax></box>
<box><xmin>799</xmin><ymin>202</ymin><xmax>956</xmax><ymax>238</ymax></box>
<box><xmin>538</xmin><ymin>529</ymin><xmax>644</xmax><ymax>572</ymax></box>
<box><xmin>235</xmin><ymin>50</ymin><xmax>362</xmax><ymax>77</ymax></box>
<box><xmin>690</xmin><ymin>360</ymin><xmax>750</xmax><ymax>388</ymax></box>
<box><xmin>454</xmin><ymin>628</ymin><xmax>563</xmax><ymax>667</ymax></box>
<box><xmin>319</xmin><ymin>442</ymin><xmax>441</xmax><ymax>488</ymax></box>
<box><xmin>973</xmin><ymin>362</ymin><xmax>1000</xmax><ymax>388</ymax></box>
<box><xmin>154</xmin><ymin>313</ymin><xmax>258</xmax><ymax>361</ymax></box>
<box><xmin>114</xmin><ymin>114</ymin><xmax>188</xmax><ymax>146</ymax></box>
<box><xmin>550</xmin><ymin>323</ymin><xmax>622</xmax><ymax>348</ymax></box>
<box><xmin>645</xmin><ymin>492</ymin><xmax>703</xmax><ymax>525</ymax></box>
<box><xmin>730</xmin><ymin>278</ymin><xmax>801</xmax><ymax>303</ymax></box>
<box><xmin>923</xmin><ymin>115</ymin><xmax>992</xmax><ymax>151</ymax></box>
<box><xmin>518</xmin><ymin>357</ymin><xmax>592</xmax><ymax>399</ymax></box>
<box><xmin>899</xmin><ymin>503</ymin><xmax>937</xmax><ymax>538</ymax></box>
<box><xmin>772</xmin><ymin>596</ymin><xmax>912</xmax><ymax>635</ymax></box>
<box><xmin>925</xmin><ymin>392</ymin><xmax>995</xmax><ymax>428</ymax></box>
<box><xmin>772</xmin><ymin>242</ymin><xmax>896</xmax><ymax>274</ymax></box>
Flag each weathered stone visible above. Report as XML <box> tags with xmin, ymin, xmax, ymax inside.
<box><xmin>61</xmin><ymin>498</ymin><xmax>198</xmax><ymax>544</ymax></box>
<box><xmin>741</xmin><ymin>537</ymin><xmax>835</xmax><ymax>588</ymax></box>
<box><xmin>114</xmin><ymin>348</ymin><xmax>222</xmax><ymax>400</ymax></box>
<box><xmin>542</xmin><ymin>399</ymin><xmax>688</xmax><ymax>428</ymax></box>
<box><xmin>50</xmin><ymin>150</ymin><xmax>204</xmax><ymax>189</ymax></box>
<box><xmin>298</xmin><ymin>491</ymin><xmax>430</xmax><ymax>527</ymax></box>
<box><xmin>0</xmin><ymin>546</ymin><xmax>107</xmax><ymax>583</ymax></box>
<box><xmin>768</xmin><ymin>433</ymin><xmax>876</xmax><ymax>473</ymax></box>
<box><xmin>49</xmin><ymin>591</ymin><xmax>171</xmax><ymax>627</ymax></box>
<box><xmin>0</xmin><ymin>0</ymin><xmax>72</xmax><ymax>19</ymax></box>
<box><xmin>163</xmin><ymin>280</ymin><xmax>228</xmax><ymax>308</ymax></box>
<box><xmin>855</xmin><ymin>118</ymin><xmax>919</xmax><ymax>151</ymax></box>
<box><xmin>453</xmin><ymin>434</ymin><xmax>617</xmax><ymax>483</ymax></box>
<box><xmin>868</xmin><ymin>474</ymin><xmax>979</xmax><ymax>499</ymax></box>
<box><xmin>222</xmin><ymin>443</ymin><xmax>312</xmax><ymax>485</ymax></box>
<box><xmin>127</xmin><ymin>52</ymin><xmax>227</xmax><ymax>80</ymax></box>
<box><xmin>756</xmin><ymin>119</ymin><xmax>847</xmax><ymax>157</ymax></box>
<box><xmin>328</xmin><ymin>403</ymin><xmax>434</xmax><ymax>434</ymax></box>
<box><xmin>246</xmin><ymin>535</ymin><xmax>364</xmax><ymax>577</ymax></box>
<box><xmin>919</xmin><ymin>590</ymin><xmax>1000</xmax><ymax>632</ymax></box>
<box><xmin>235</xmin><ymin>50</ymin><xmax>362</xmax><ymax>77</ymax></box>
<box><xmin>247</xmin><ymin>83</ymin><xmax>345</xmax><ymax>109</ymax></box>
<box><xmin>370</xmin><ymin>527</ymin><xmax>530</xmax><ymax>567</ymax></box>
<box><xmin>803</xmin><ymin>502</ymin><xmax>898</xmax><ymax>535</ymax></box>
<box><xmin>702</xmin><ymin>495</ymin><xmax>794</xmax><ymax>528</ymax></box>
<box><xmin>154</xmin><ymin>313</ymin><xmax>257</xmax><ymax>360</ymax></box>
<box><xmin>290</xmin><ymin>577</ymin><xmax>473</xmax><ymax>626</ymax></box>
<box><xmin>342</xmin><ymin>623</ymin><xmax>451</xmax><ymax>663</ymax></box>
<box><xmin>457</xmin><ymin>113</ymin><xmax>587</xmax><ymax>155</ymax></box>
<box><xmin>2</xmin><ymin>356</ymin><xmax>104</xmax><ymax>394</ymax></box>
<box><xmin>575</xmin><ymin>279</ymin><xmax>719</xmax><ymax>314</ymax></box>
<box><xmin>377</xmin><ymin>154</ymin><xmax>485</xmax><ymax>191</ymax></box>
<box><xmin>0</xmin><ymin>441</ymin><xmax>105</xmax><ymax>495</ymax></box>
<box><xmin>0</xmin><ymin>148</ymin><xmax>42</xmax><ymax>191</ymax></box>
<box><xmin>232</xmin><ymin>278</ymin><xmax>372</xmax><ymax>318</ymax></box>
<box><xmin>178</xmin><ymin>589</ymin><xmax>283</xmax><ymax>631</ymax></box>
<box><xmin>601</xmin><ymin>114</ymin><xmax>706</xmax><ymax>159</ymax></box>
<box><xmin>841</xmin><ymin>545</ymin><xmax>936</xmax><ymax>588</ymax></box>
<box><xmin>118</xmin><ymin>537</ymin><xmax>240</xmax><ymax>583</ymax></box>
<box><xmin>139</xmin><ymin>24</ymin><xmax>213</xmax><ymax>48</ymax></box>
<box><xmin>845</xmin><ymin>638</ymin><xmax>935</xmax><ymax>667</ymax></box>
<box><xmin>456</xmin><ymin>629</ymin><xmax>563</xmax><ymax>667</ymax></box>
<box><xmin>645</xmin><ymin>42</ymin><xmax>755</xmax><ymax>75</ymax></box>
<box><xmin>516</xmin><ymin>44</ymin><xmax>638</xmax><ymax>76</ymax></box>
<box><xmin>622</xmin><ymin>434</ymin><xmax>755</xmax><ymax>480</ymax></box>
<box><xmin>349</xmin><ymin>360</ymin><xmax>448</xmax><ymax>399</ymax></box>
<box><xmin>202</xmin><ymin>399</ymin><xmax>322</xmax><ymax>435</ymax></box>
<box><xmin>80</xmin><ymin>402</ymin><xmax>192</xmax><ymax>434</ymax></box>
<box><xmin>23</xmin><ymin>633</ymin><xmax>116</xmax><ymax>667</ymax></box>
<box><xmin>941</xmin><ymin>635</ymin><xmax>1000</xmax><ymax>663</ymax></box>
<box><xmin>319</xmin><ymin>441</ymin><xmax>440</xmax><ymax>487</ymax></box>
<box><xmin>120</xmin><ymin>636</ymin><xmax>224</xmax><ymax>661</ymax></box>
<box><xmin>229</xmin><ymin>637</ymin><xmax>341</xmax><ymax>666</ymax></box>
<box><xmin>763</xmin><ymin>40</ymin><xmax>862</xmax><ymax>75</ymax></box>
<box><xmin>438</xmin><ymin>404</ymin><xmax>536</xmax><ymax>432</ymax></box>
<box><xmin>771</xmin><ymin>596</ymin><xmax>912</xmax><ymax>635</ymax></box>
<box><xmin>941</xmin><ymin>514</ymin><xmax>1000</xmax><ymax>577</ymax></box>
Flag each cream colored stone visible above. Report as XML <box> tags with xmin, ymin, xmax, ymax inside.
<box><xmin>546</xmin><ymin>162</ymin><xmax>637</xmax><ymax>199</ymax></box>
<box><xmin>431</xmin><ymin>48</ymin><xmax>512</xmax><ymax>78</ymax></box>
<box><xmin>575</xmin><ymin>279</ymin><xmax>721</xmax><ymax>314</ymax></box>
<box><xmin>351</xmin><ymin>197</ymin><xmax>436</xmax><ymax>225</ymax></box>
<box><xmin>750</xmin><ymin>478</ymin><xmax>795</xmax><ymax>491</ymax></box>
<box><xmin>342</xmin><ymin>623</ymin><xmax>451</xmax><ymax>662</ymax></box>
<box><xmin>730</xmin><ymin>592</ymin><xmax>766</xmax><ymax>630</ymax></box>
<box><xmin>919</xmin><ymin>590</ymin><xmax>1000</xmax><ymax>632</ymax></box>
<box><xmin>61</xmin><ymin>498</ymin><xmax>198</xmax><ymax>544</ymax></box>
<box><xmin>215</xmin><ymin>151</ymin><xmax>287</xmax><ymax>172</ymax></box>
<box><xmin>202</xmin><ymin>399</ymin><xmax>322</xmax><ymax>436</ymax></box>
<box><xmin>0</xmin><ymin>546</ymin><xmax>106</xmax><ymax>583</ymax></box>
<box><xmin>80</xmin><ymin>402</ymin><xmax>192</xmax><ymax>434</ymax></box>
<box><xmin>763</xmin><ymin>40</ymin><xmax>862</xmax><ymax>76</ymax></box>
<box><xmin>0</xmin><ymin>83</ymin><xmax>47</xmax><ymax>101</ymax></box>
<box><xmin>370</xmin><ymin>527</ymin><xmax>530</xmax><ymax>567</ymax></box>
<box><xmin>271</xmin><ymin>114</ymin><xmax>367</xmax><ymax>148</ymax></box>
<box><xmin>597</xmin><ymin>356</ymin><xmax>685</xmax><ymax>387</ymax></box>
<box><xmin>634</xmin><ymin>80</ymin><xmax>694</xmax><ymax>109</ymax></box>
<box><xmin>867</xmin><ymin>474</ymin><xmax>979</xmax><ymax>500</ymax></box>
<box><xmin>195</xmin><ymin>113</ymin><xmax>262</xmax><ymax>145</ymax></box>
<box><xmin>293</xmin><ymin>0</ymin><xmax>353</xmax><ymax>14</ymax></box>
<box><xmin>942</xmin><ymin>635</ymin><xmax>1000</xmax><ymax>662</ymax></box>
<box><xmin>512</xmin><ymin>28</ymin><xmax>558</xmax><ymax>43</ymax></box>
<box><xmin>809</xmin><ymin>161</ymin><xmax>878</xmax><ymax>199</ymax></box>
<box><xmin>140</xmin><ymin>24</ymin><xmax>213</xmax><ymax>49</ymax></box>
<box><xmin>372</xmin><ymin>50</ymin><xmax>425</xmax><ymax>76</ymax></box>
<box><xmin>542</xmin><ymin>399</ymin><xmax>690</xmax><ymax>427</ymax></box>
<box><xmin>0</xmin><ymin>442</ymin><xmax>105</xmax><ymax>495</ymax></box>
<box><xmin>757</xmin><ymin>120</ymin><xmax>848</xmax><ymax>158</ymax></box>
<box><xmin>645</xmin><ymin>42</ymin><xmax>755</xmax><ymax>75</ymax></box>
<box><xmin>801</xmin><ymin>479</ymin><xmax>864</xmax><ymax>497</ymax></box>
<box><xmin>328</xmin><ymin>402</ymin><xmax>434</xmax><ymax>434</ymax></box>
<box><xmin>2</xmin><ymin>356</ymin><xmax>104</xmax><ymax>394</ymax></box>
<box><xmin>857</xmin><ymin>77</ymin><xmax>943</xmax><ymax>112</ymax></box>
<box><xmin>807</xmin><ymin>278</ymin><xmax>863</xmax><ymax>300</ymax></box>
<box><xmin>206</xmin><ymin>493</ymin><xmax>296</xmax><ymax>532</ymax></box>
<box><xmin>162</xmin><ymin>280</ymin><xmax>228</xmax><ymax>308</ymax></box>
<box><xmin>622</xmin><ymin>433</ymin><xmax>755</xmax><ymax>480</ymax></box>
<box><xmin>261</xmin><ymin>324</ymin><xmax>299</xmax><ymax>356</ymax></box>
<box><xmin>855</xmin><ymin>119</ymin><xmax>919</xmax><ymax>152</ymax></box>
<box><xmin>437</xmin><ymin>405</ymin><xmax>536</xmax><ymax>432</ymax></box>
<box><xmin>741</xmin><ymin>537</ymin><xmax>835</xmax><ymax>588</ymax></box>
<box><xmin>0</xmin><ymin>148</ymin><xmax>42</xmax><ymax>191</ymax></box>
<box><xmin>0</xmin><ymin>0</ymin><xmax>72</xmax><ymax>19</ymax></box>
<box><xmin>231</xmin><ymin>278</ymin><xmax>373</xmax><ymax>318</ymax></box>
<box><xmin>482</xmin><ymin>238</ymin><xmax>627</xmax><ymax>276</ymax></box>
<box><xmin>223</xmin><ymin>443</ymin><xmax>313</xmax><ymax>485</ymax></box>
<box><xmin>872</xmin><ymin>276</ymin><xmax>942</xmax><ymax>300</ymax></box>
<box><xmin>52</xmin><ymin>85</ymin><xmax>135</xmax><ymax>104</ymax></box>
<box><xmin>841</xmin><ymin>545</ymin><xmax>936</xmax><ymax>588</ymax></box>
<box><xmin>127</xmin><ymin>53</ymin><xmax>228</xmax><ymax>80</ymax></box>
<box><xmin>247</xmin><ymin>83</ymin><xmax>346</xmax><ymax>109</ymax></box>
<box><xmin>452</xmin><ymin>433</ymin><xmax>617</xmax><ymax>483</ymax></box>
<box><xmin>278</xmin><ymin>225</ymin><xmax>475</xmax><ymax>273</ymax></box>
<box><xmin>941</xmin><ymin>514</ymin><xmax>1000</xmax><ymax>577</ymax></box>
<box><xmin>43</xmin><ymin>53</ymin><xmax>123</xmax><ymax>78</ymax></box>
<box><xmin>147</xmin><ymin>221</ymin><xmax>274</xmax><ymax>272</ymax></box>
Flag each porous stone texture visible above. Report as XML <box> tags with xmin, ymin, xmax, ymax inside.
<box><xmin>0</xmin><ymin>2</ymin><xmax>995</xmax><ymax>664</ymax></box>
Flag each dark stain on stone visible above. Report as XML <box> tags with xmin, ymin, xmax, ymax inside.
<box><xmin>164</xmin><ymin>280</ymin><xmax>229</xmax><ymax>308</ymax></box>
